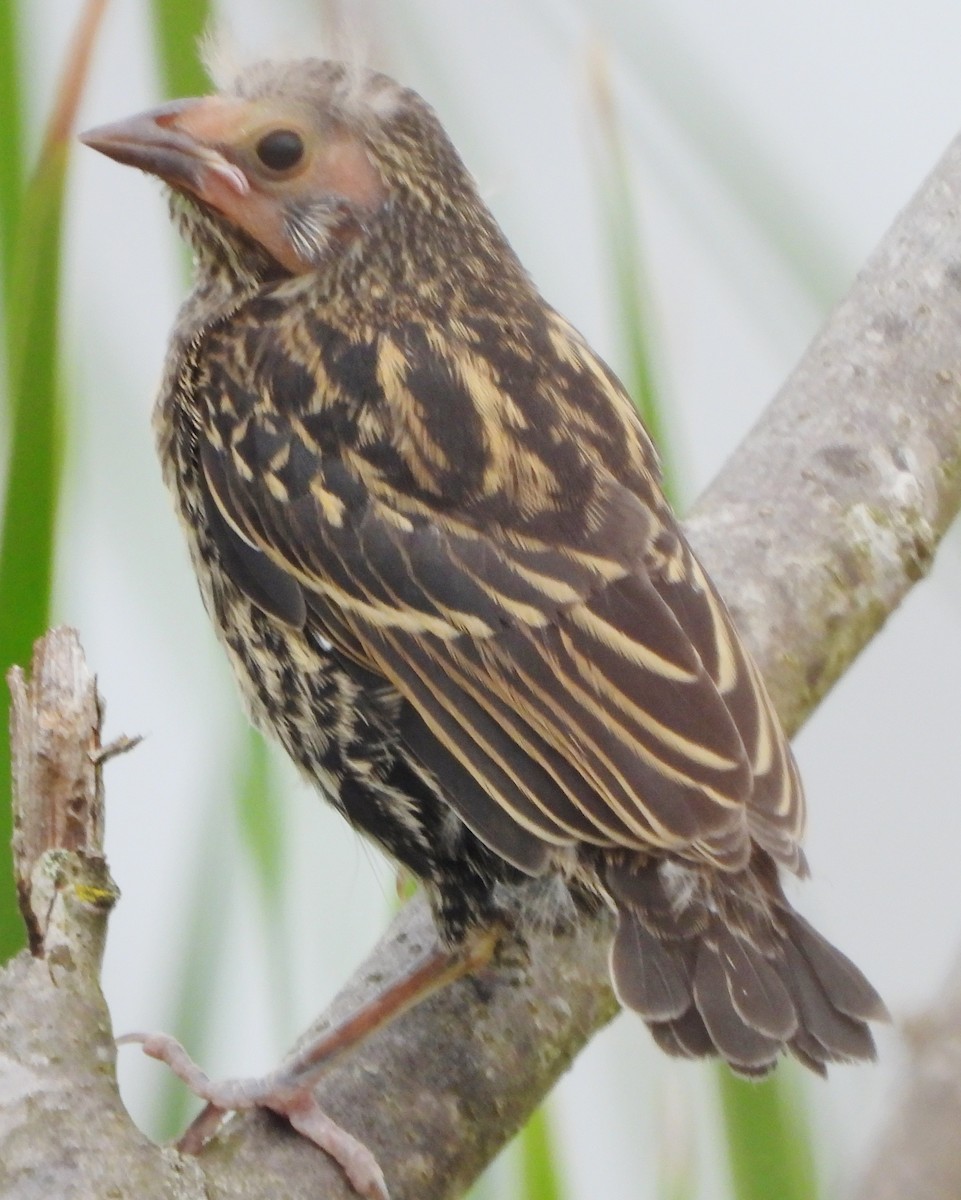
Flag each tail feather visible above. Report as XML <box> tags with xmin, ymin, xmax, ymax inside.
<box><xmin>778</xmin><ymin>942</ymin><xmax>878</xmax><ymax>1062</ymax></box>
<box><xmin>649</xmin><ymin>1007</ymin><xmax>714</xmax><ymax>1059</ymax></box>
<box><xmin>692</xmin><ymin>947</ymin><xmax>782</xmax><ymax>1070</ymax></box>
<box><xmin>786</xmin><ymin>912</ymin><xmax>889</xmax><ymax>1022</ymax></box>
<box><xmin>611</xmin><ymin>909</ymin><xmax>690</xmax><ymax>1021</ymax></box>
<box><xmin>605</xmin><ymin>853</ymin><xmax>885</xmax><ymax>1077</ymax></box>
<box><xmin>710</xmin><ymin>927</ymin><xmax>796</xmax><ymax>1039</ymax></box>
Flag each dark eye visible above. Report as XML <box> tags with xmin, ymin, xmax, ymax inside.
<box><xmin>255</xmin><ymin>129</ymin><xmax>305</xmax><ymax>172</ymax></box>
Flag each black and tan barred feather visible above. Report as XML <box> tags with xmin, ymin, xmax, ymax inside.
<box><xmin>128</xmin><ymin>58</ymin><xmax>884</xmax><ymax>1075</ymax></box>
<box><xmin>195</xmin><ymin>300</ymin><xmax>789</xmax><ymax>866</ymax></box>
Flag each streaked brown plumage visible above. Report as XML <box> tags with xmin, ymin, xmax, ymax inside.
<box><xmin>83</xmin><ymin>55</ymin><xmax>885</xmax><ymax>1162</ymax></box>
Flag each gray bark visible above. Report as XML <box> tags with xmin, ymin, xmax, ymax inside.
<box><xmin>4</xmin><ymin>132</ymin><xmax>961</xmax><ymax>1200</ymax></box>
<box><xmin>850</xmin><ymin>949</ymin><xmax>961</xmax><ymax>1200</ymax></box>
<box><xmin>1</xmin><ymin>630</ymin><xmax>202</xmax><ymax>1199</ymax></box>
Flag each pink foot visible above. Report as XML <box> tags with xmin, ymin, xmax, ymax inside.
<box><xmin>118</xmin><ymin>1031</ymin><xmax>389</xmax><ymax>1200</ymax></box>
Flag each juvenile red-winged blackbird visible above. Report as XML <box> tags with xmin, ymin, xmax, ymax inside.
<box><xmin>83</xmin><ymin>57</ymin><xmax>885</xmax><ymax>1189</ymax></box>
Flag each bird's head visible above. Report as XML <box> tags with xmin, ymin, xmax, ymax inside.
<box><xmin>81</xmin><ymin>59</ymin><xmax>498</xmax><ymax>289</ymax></box>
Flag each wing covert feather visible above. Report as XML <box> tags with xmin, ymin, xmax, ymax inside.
<box><xmin>197</xmin><ymin>313</ymin><xmax>804</xmax><ymax>873</ymax></box>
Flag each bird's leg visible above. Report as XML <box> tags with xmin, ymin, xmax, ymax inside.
<box><xmin>275</xmin><ymin>924</ymin><xmax>500</xmax><ymax>1084</ymax></box>
<box><xmin>119</xmin><ymin>926</ymin><xmax>500</xmax><ymax>1199</ymax></box>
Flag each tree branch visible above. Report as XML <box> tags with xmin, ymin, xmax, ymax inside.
<box><xmin>1</xmin><ymin>629</ymin><xmax>203</xmax><ymax>1199</ymax></box>
<box><xmin>686</xmin><ymin>139</ymin><xmax>961</xmax><ymax>734</ymax></box>
<box><xmin>850</xmin><ymin>948</ymin><xmax>961</xmax><ymax>1200</ymax></box>
<box><xmin>4</xmin><ymin>130</ymin><xmax>961</xmax><ymax>1197</ymax></box>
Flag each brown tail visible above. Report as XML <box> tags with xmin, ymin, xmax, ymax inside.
<box><xmin>604</xmin><ymin>852</ymin><xmax>888</xmax><ymax>1076</ymax></box>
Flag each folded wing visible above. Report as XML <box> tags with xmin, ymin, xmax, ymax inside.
<box><xmin>195</xmin><ymin>310</ymin><xmax>804</xmax><ymax>876</ymax></box>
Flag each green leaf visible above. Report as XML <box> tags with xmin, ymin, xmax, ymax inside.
<box><xmin>149</xmin><ymin>0</ymin><xmax>304</xmax><ymax>1106</ymax></box>
<box><xmin>150</xmin><ymin>800</ymin><xmax>234</xmax><ymax>1140</ymax></box>
<box><xmin>148</xmin><ymin>0</ymin><xmax>214</xmax><ymax>99</ymax></box>
<box><xmin>0</xmin><ymin>1</ymin><xmax>24</xmax><ymax>285</ymax></box>
<box><xmin>587</xmin><ymin>48</ymin><xmax>682</xmax><ymax>507</ymax></box>
<box><xmin>231</xmin><ymin>731</ymin><xmax>296</xmax><ymax>1041</ymax></box>
<box><xmin>586</xmin><ymin>46</ymin><xmax>819</xmax><ymax>1200</ymax></box>
<box><xmin>232</xmin><ymin>731</ymin><xmax>285</xmax><ymax>912</ymax></box>
<box><xmin>518</xmin><ymin>1104</ymin><xmax>566</xmax><ymax>1200</ymax></box>
<box><xmin>601</xmin><ymin>2</ymin><xmax>846</xmax><ymax>310</ymax></box>
<box><xmin>717</xmin><ymin>1069</ymin><xmax>819</xmax><ymax>1200</ymax></box>
<box><xmin>149</xmin><ymin>731</ymin><xmax>292</xmax><ymax>1140</ymax></box>
<box><xmin>0</xmin><ymin>151</ymin><xmax>64</xmax><ymax>962</ymax></box>
<box><xmin>144</xmin><ymin>0</ymin><xmax>296</xmax><ymax>1127</ymax></box>
<box><xmin>0</xmin><ymin>0</ymin><xmax>107</xmax><ymax>963</ymax></box>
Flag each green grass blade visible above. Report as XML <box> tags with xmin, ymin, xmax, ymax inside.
<box><xmin>527</xmin><ymin>0</ymin><xmax>843</xmax><ymax>315</ymax></box>
<box><xmin>146</xmin><ymin>0</ymin><xmax>294</xmax><ymax>1119</ymax></box>
<box><xmin>232</xmin><ymin>731</ymin><xmax>285</xmax><ymax>916</ymax></box>
<box><xmin>150</xmin><ymin>800</ymin><xmax>234</xmax><ymax>1139</ymax></box>
<box><xmin>0</xmin><ymin>0</ymin><xmax>107</xmax><ymax>963</ymax></box>
<box><xmin>518</xmin><ymin>1104</ymin><xmax>566</xmax><ymax>1200</ymax></box>
<box><xmin>599</xmin><ymin>2</ymin><xmax>845</xmax><ymax>310</ymax></box>
<box><xmin>149</xmin><ymin>731</ymin><xmax>290</xmax><ymax>1139</ymax></box>
<box><xmin>0</xmin><ymin>148</ymin><xmax>64</xmax><ymax>961</ymax></box>
<box><xmin>587</xmin><ymin>49</ymin><xmax>681</xmax><ymax>506</ymax></box>
<box><xmin>148</xmin><ymin>0</ymin><xmax>213</xmax><ymax>99</ymax></box>
<box><xmin>718</xmin><ymin>1070</ymin><xmax>819</xmax><ymax>1200</ymax></box>
<box><xmin>231</xmin><ymin>731</ymin><xmax>296</xmax><ymax>1040</ymax></box>
<box><xmin>586</xmin><ymin>46</ymin><xmax>819</xmax><ymax>1200</ymax></box>
<box><xmin>0</xmin><ymin>0</ymin><xmax>24</xmax><ymax>285</ymax></box>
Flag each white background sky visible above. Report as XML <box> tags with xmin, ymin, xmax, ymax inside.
<box><xmin>17</xmin><ymin>2</ymin><xmax>961</xmax><ymax>1196</ymax></box>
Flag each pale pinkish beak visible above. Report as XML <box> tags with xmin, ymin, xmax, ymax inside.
<box><xmin>80</xmin><ymin>99</ymin><xmax>249</xmax><ymax>200</ymax></box>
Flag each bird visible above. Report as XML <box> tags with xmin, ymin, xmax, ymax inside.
<box><xmin>81</xmin><ymin>56</ymin><xmax>886</xmax><ymax>1195</ymax></box>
